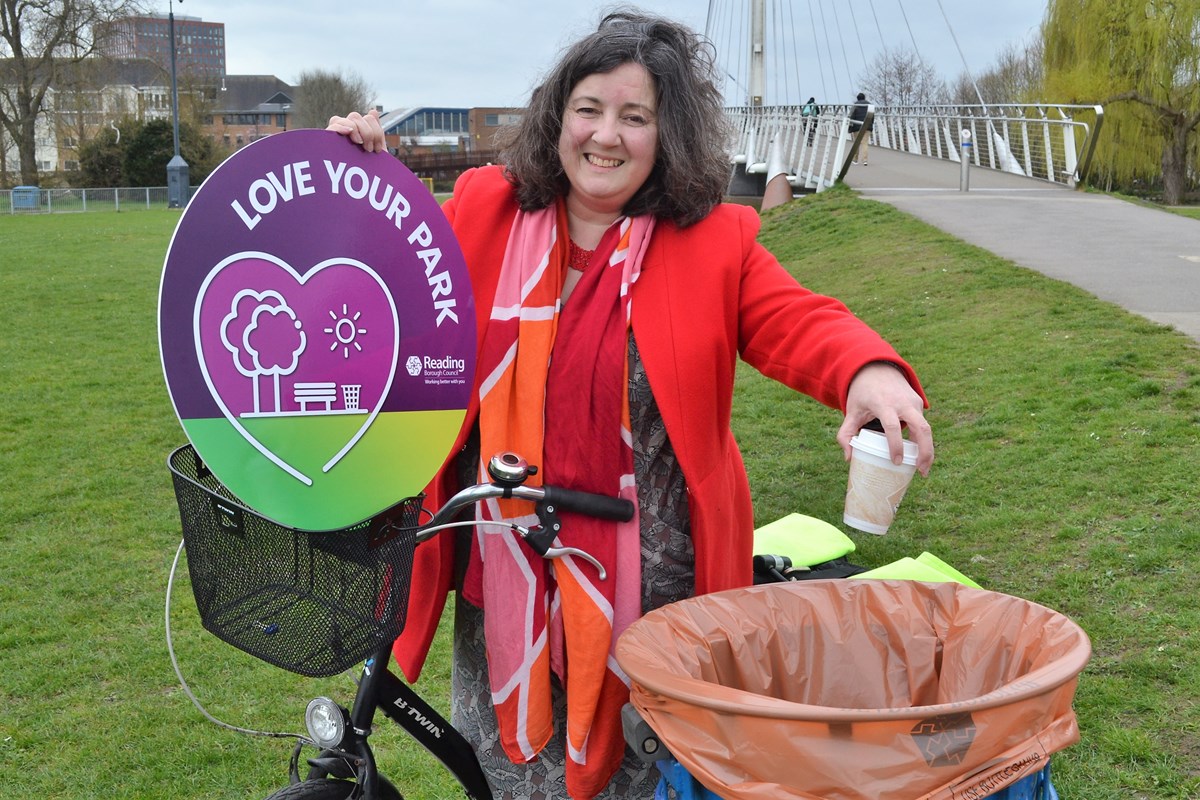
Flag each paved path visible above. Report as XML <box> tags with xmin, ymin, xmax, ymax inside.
<box><xmin>839</xmin><ymin>148</ymin><xmax>1200</xmax><ymax>344</ymax></box>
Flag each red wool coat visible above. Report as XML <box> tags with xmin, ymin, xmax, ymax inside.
<box><xmin>392</xmin><ymin>166</ymin><xmax>924</xmax><ymax>680</ymax></box>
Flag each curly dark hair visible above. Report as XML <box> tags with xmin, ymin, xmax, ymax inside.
<box><xmin>500</xmin><ymin>8</ymin><xmax>731</xmax><ymax>227</ymax></box>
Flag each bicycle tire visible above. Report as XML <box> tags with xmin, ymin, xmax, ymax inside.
<box><xmin>262</xmin><ymin>777</ymin><xmax>403</xmax><ymax>800</ymax></box>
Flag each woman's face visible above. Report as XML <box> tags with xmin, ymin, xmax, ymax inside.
<box><xmin>558</xmin><ymin>62</ymin><xmax>659</xmax><ymax>223</ymax></box>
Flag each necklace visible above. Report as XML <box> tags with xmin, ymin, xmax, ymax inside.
<box><xmin>568</xmin><ymin>239</ymin><xmax>596</xmax><ymax>273</ymax></box>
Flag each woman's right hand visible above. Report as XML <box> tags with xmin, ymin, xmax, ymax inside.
<box><xmin>326</xmin><ymin>109</ymin><xmax>386</xmax><ymax>153</ymax></box>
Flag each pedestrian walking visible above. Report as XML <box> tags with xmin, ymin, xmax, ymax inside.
<box><xmin>849</xmin><ymin>91</ymin><xmax>872</xmax><ymax>165</ymax></box>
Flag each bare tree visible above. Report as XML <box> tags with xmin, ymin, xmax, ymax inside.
<box><xmin>859</xmin><ymin>48</ymin><xmax>949</xmax><ymax>109</ymax></box>
<box><xmin>951</xmin><ymin>39</ymin><xmax>1045</xmax><ymax>107</ymax></box>
<box><xmin>0</xmin><ymin>0</ymin><xmax>141</xmax><ymax>186</ymax></box>
<box><xmin>291</xmin><ymin>67</ymin><xmax>375</xmax><ymax>130</ymax></box>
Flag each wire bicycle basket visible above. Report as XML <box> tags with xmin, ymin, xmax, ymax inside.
<box><xmin>167</xmin><ymin>444</ymin><xmax>422</xmax><ymax>677</ymax></box>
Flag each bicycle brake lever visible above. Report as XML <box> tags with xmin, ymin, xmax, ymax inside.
<box><xmin>525</xmin><ymin>499</ymin><xmax>608</xmax><ymax>579</ymax></box>
<box><xmin>543</xmin><ymin>544</ymin><xmax>607</xmax><ymax>580</ymax></box>
<box><xmin>520</xmin><ymin>524</ymin><xmax>608</xmax><ymax>579</ymax></box>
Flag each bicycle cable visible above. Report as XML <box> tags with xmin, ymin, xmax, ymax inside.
<box><xmin>165</xmin><ymin>537</ymin><xmax>316</xmax><ymax>744</ymax></box>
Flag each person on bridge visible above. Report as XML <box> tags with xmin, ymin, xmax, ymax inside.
<box><xmin>802</xmin><ymin>96</ymin><xmax>821</xmax><ymax>145</ymax></box>
<box><xmin>850</xmin><ymin>91</ymin><xmax>872</xmax><ymax>165</ymax></box>
<box><xmin>328</xmin><ymin>9</ymin><xmax>933</xmax><ymax>800</ymax></box>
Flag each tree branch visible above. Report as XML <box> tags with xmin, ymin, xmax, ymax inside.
<box><xmin>1103</xmin><ymin>89</ymin><xmax>1184</xmax><ymax>122</ymax></box>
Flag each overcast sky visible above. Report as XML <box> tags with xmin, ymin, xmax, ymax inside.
<box><xmin>187</xmin><ymin>0</ymin><xmax>1048</xmax><ymax>110</ymax></box>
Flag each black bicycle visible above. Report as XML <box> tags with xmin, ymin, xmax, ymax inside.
<box><xmin>167</xmin><ymin>446</ymin><xmax>634</xmax><ymax>800</ymax></box>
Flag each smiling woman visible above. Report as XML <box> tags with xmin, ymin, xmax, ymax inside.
<box><xmin>325</xmin><ymin>8</ymin><xmax>934</xmax><ymax>800</ymax></box>
<box><xmin>557</xmin><ymin>62</ymin><xmax>660</xmax><ymax>240</ymax></box>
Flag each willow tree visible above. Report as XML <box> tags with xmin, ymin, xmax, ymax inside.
<box><xmin>1043</xmin><ymin>0</ymin><xmax>1200</xmax><ymax>203</ymax></box>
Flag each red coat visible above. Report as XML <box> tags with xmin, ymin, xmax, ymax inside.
<box><xmin>393</xmin><ymin>166</ymin><xmax>924</xmax><ymax>680</ymax></box>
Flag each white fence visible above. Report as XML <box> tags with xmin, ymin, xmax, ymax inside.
<box><xmin>2</xmin><ymin>186</ymin><xmax>191</xmax><ymax>214</ymax></box>
<box><xmin>726</xmin><ymin>103</ymin><xmax>1105</xmax><ymax>194</ymax></box>
<box><xmin>870</xmin><ymin>104</ymin><xmax>1105</xmax><ymax>185</ymax></box>
<box><xmin>727</xmin><ymin>104</ymin><xmax>871</xmax><ymax>194</ymax></box>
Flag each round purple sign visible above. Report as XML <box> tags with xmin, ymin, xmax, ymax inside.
<box><xmin>160</xmin><ymin>130</ymin><xmax>475</xmax><ymax>530</ymax></box>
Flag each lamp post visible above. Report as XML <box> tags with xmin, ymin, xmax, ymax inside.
<box><xmin>166</xmin><ymin>0</ymin><xmax>189</xmax><ymax>208</ymax></box>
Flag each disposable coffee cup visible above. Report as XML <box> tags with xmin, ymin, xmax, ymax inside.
<box><xmin>843</xmin><ymin>428</ymin><xmax>919</xmax><ymax>535</ymax></box>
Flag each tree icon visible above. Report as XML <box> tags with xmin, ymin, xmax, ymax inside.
<box><xmin>221</xmin><ymin>289</ymin><xmax>306</xmax><ymax>415</ymax></box>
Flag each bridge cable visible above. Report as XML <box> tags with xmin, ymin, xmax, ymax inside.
<box><xmin>934</xmin><ymin>0</ymin><xmax>988</xmax><ymax>108</ymax></box>
<box><xmin>867</xmin><ymin>0</ymin><xmax>887</xmax><ymax>51</ymax></box>
<box><xmin>816</xmin><ymin>0</ymin><xmax>842</xmax><ymax>99</ymax></box>
<box><xmin>711</xmin><ymin>0</ymin><xmax>735</xmax><ymax>102</ymax></box>
<box><xmin>771</xmin><ymin>0</ymin><xmax>788</xmax><ymax>103</ymax></box>
<box><xmin>806</xmin><ymin>0</ymin><xmax>830</xmax><ymax>102</ymax></box>
<box><xmin>847</xmin><ymin>1</ymin><xmax>870</xmax><ymax>75</ymax></box>
<box><xmin>895</xmin><ymin>0</ymin><xmax>924</xmax><ymax>62</ymax></box>
<box><xmin>784</xmin><ymin>0</ymin><xmax>805</xmax><ymax>104</ymax></box>
<box><xmin>710</xmin><ymin>0</ymin><xmax>750</xmax><ymax>105</ymax></box>
<box><xmin>734</xmin><ymin>0</ymin><xmax>749</xmax><ymax>104</ymax></box>
<box><xmin>829</xmin><ymin>2</ymin><xmax>857</xmax><ymax>94</ymax></box>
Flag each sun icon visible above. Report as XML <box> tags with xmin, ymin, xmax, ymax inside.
<box><xmin>324</xmin><ymin>303</ymin><xmax>367</xmax><ymax>359</ymax></box>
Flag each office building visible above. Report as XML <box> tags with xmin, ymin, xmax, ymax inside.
<box><xmin>97</xmin><ymin>13</ymin><xmax>226</xmax><ymax>77</ymax></box>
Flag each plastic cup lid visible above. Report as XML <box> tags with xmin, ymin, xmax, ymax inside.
<box><xmin>850</xmin><ymin>427</ymin><xmax>918</xmax><ymax>466</ymax></box>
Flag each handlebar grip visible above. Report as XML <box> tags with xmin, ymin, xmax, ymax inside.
<box><xmin>541</xmin><ymin>486</ymin><xmax>635</xmax><ymax>522</ymax></box>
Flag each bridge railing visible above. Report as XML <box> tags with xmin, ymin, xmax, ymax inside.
<box><xmin>870</xmin><ymin>103</ymin><xmax>1104</xmax><ymax>186</ymax></box>
<box><xmin>727</xmin><ymin>104</ymin><xmax>859</xmax><ymax>194</ymax></box>
<box><xmin>726</xmin><ymin>102</ymin><xmax>1104</xmax><ymax>194</ymax></box>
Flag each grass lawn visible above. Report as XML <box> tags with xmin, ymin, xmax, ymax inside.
<box><xmin>1</xmin><ymin>190</ymin><xmax>1198</xmax><ymax>798</ymax></box>
<box><xmin>1166</xmin><ymin>205</ymin><xmax>1200</xmax><ymax>221</ymax></box>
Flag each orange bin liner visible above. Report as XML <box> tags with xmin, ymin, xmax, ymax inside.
<box><xmin>615</xmin><ymin>580</ymin><xmax>1090</xmax><ymax>800</ymax></box>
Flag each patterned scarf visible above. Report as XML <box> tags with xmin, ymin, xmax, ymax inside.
<box><xmin>471</xmin><ymin>199</ymin><xmax>654</xmax><ymax>798</ymax></box>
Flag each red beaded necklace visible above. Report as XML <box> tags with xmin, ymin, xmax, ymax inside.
<box><xmin>568</xmin><ymin>239</ymin><xmax>596</xmax><ymax>273</ymax></box>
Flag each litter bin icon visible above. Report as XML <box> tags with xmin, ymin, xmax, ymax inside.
<box><xmin>616</xmin><ymin>580</ymin><xmax>1090</xmax><ymax>800</ymax></box>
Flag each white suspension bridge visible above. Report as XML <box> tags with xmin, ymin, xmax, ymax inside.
<box><xmin>706</xmin><ymin>1</ymin><xmax>1105</xmax><ymax>198</ymax></box>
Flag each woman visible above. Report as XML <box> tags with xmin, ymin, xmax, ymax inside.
<box><xmin>330</xmin><ymin>10</ymin><xmax>933</xmax><ymax>799</ymax></box>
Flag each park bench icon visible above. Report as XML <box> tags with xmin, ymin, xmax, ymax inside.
<box><xmin>293</xmin><ymin>382</ymin><xmax>363</xmax><ymax>413</ymax></box>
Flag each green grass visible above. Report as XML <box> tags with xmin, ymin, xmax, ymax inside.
<box><xmin>1099</xmin><ymin>188</ymin><xmax>1200</xmax><ymax>220</ymax></box>
<box><xmin>1165</xmin><ymin>205</ymin><xmax>1200</xmax><ymax>220</ymax></box>
<box><xmin>2</xmin><ymin>190</ymin><xmax>1198</xmax><ymax>798</ymax></box>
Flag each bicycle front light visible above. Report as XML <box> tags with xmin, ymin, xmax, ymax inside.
<box><xmin>305</xmin><ymin>697</ymin><xmax>348</xmax><ymax>748</ymax></box>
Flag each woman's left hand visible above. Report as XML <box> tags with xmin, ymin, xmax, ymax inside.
<box><xmin>838</xmin><ymin>362</ymin><xmax>934</xmax><ymax>476</ymax></box>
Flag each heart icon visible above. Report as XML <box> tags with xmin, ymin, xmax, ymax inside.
<box><xmin>193</xmin><ymin>251</ymin><xmax>399</xmax><ymax>485</ymax></box>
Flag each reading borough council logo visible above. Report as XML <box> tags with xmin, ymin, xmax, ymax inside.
<box><xmin>406</xmin><ymin>355</ymin><xmax>423</xmax><ymax>376</ymax></box>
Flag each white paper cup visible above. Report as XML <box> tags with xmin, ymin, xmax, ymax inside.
<box><xmin>843</xmin><ymin>428</ymin><xmax>919</xmax><ymax>535</ymax></box>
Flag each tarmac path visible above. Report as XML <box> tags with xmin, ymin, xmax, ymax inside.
<box><xmin>840</xmin><ymin>148</ymin><xmax>1200</xmax><ymax>344</ymax></box>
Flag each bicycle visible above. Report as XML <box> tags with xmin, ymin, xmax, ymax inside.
<box><xmin>167</xmin><ymin>445</ymin><xmax>633</xmax><ymax>800</ymax></box>
<box><xmin>168</xmin><ymin>443</ymin><xmax>1079</xmax><ymax>800</ymax></box>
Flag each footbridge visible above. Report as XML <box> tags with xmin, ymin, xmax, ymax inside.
<box><xmin>727</xmin><ymin>103</ymin><xmax>1106</xmax><ymax>197</ymax></box>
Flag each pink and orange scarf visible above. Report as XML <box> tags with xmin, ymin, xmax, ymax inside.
<box><xmin>466</xmin><ymin>199</ymin><xmax>654</xmax><ymax>798</ymax></box>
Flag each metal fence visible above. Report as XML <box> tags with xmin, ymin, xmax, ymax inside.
<box><xmin>2</xmin><ymin>186</ymin><xmax>188</xmax><ymax>214</ymax></box>
<box><xmin>870</xmin><ymin>104</ymin><xmax>1105</xmax><ymax>186</ymax></box>
<box><xmin>728</xmin><ymin>104</ymin><xmax>859</xmax><ymax>194</ymax></box>
<box><xmin>726</xmin><ymin>102</ymin><xmax>1105</xmax><ymax>194</ymax></box>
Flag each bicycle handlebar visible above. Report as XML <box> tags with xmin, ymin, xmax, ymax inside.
<box><xmin>409</xmin><ymin>453</ymin><xmax>635</xmax><ymax>580</ymax></box>
<box><xmin>540</xmin><ymin>485</ymin><xmax>634</xmax><ymax>522</ymax></box>
<box><xmin>416</xmin><ymin>483</ymin><xmax>632</xmax><ymax>541</ymax></box>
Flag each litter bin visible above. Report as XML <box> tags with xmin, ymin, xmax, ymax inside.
<box><xmin>616</xmin><ymin>580</ymin><xmax>1090</xmax><ymax>800</ymax></box>
<box><xmin>11</xmin><ymin>185</ymin><xmax>39</xmax><ymax>211</ymax></box>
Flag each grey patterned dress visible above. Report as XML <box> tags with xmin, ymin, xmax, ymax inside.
<box><xmin>450</xmin><ymin>335</ymin><xmax>694</xmax><ymax>799</ymax></box>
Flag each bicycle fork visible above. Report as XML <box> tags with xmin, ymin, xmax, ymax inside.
<box><xmin>291</xmin><ymin>639</ymin><xmax>494</xmax><ymax>800</ymax></box>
